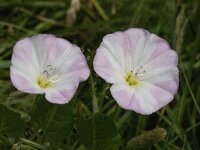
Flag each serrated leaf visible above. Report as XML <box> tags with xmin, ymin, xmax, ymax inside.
<box><xmin>77</xmin><ymin>113</ymin><xmax>120</xmax><ymax>150</ymax></box>
<box><xmin>0</xmin><ymin>105</ymin><xmax>25</xmax><ymax>138</ymax></box>
<box><xmin>32</xmin><ymin>97</ymin><xmax>74</xmax><ymax>148</ymax></box>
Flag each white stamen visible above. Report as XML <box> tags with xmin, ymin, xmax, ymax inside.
<box><xmin>132</xmin><ymin>65</ymin><xmax>146</xmax><ymax>80</ymax></box>
<box><xmin>41</xmin><ymin>65</ymin><xmax>61</xmax><ymax>83</ymax></box>
<box><xmin>49</xmin><ymin>74</ymin><xmax>61</xmax><ymax>83</ymax></box>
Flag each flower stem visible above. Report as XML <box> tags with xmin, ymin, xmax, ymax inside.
<box><xmin>19</xmin><ymin>138</ymin><xmax>47</xmax><ymax>150</ymax></box>
<box><xmin>31</xmin><ymin>95</ymin><xmax>43</xmax><ymax>116</ymax></box>
<box><xmin>90</xmin><ymin>76</ymin><xmax>99</xmax><ymax>113</ymax></box>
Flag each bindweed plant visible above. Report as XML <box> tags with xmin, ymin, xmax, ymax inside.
<box><xmin>1</xmin><ymin>28</ymin><xmax>178</xmax><ymax>149</ymax></box>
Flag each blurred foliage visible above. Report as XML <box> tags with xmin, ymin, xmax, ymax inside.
<box><xmin>77</xmin><ymin>113</ymin><xmax>120</xmax><ymax>150</ymax></box>
<box><xmin>0</xmin><ymin>0</ymin><xmax>200</xmax><ymax>149</ymax></box>
<box><xmin>32</xmin><ymin>96</ymin><xmax>75</xmax><ymax>148</ymax></box>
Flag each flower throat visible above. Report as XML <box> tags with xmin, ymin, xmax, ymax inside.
<box><xmin>37</xmin><ymin>65</ymin><xmax>60</xmax><ymax>88</ymax></box>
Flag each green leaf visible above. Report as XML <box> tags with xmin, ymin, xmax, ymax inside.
<box><xmin>0</xmin><ymin>105</ymin><xmax>25</xmax><ymax>138</ymax></box>
<box><xmin>77</xmin><ymin>113</ymin><xmax>120</xmax><ymax>150</ymax></box>
<box><xmin>32</xmin><ymin>96</ymin><xmax>74</xmax><ymax>148</ymax></box>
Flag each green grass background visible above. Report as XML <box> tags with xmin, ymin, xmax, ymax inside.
<box><xmin>0</xmin><ymin>0</ymin><xmax>200</xmax><ymax>149</ymax></box>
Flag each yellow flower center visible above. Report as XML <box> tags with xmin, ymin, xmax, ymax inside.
<box><xmin>37</xmin><ymin>75</ymin><xmax>52</xmax><ymax>88</ymax></box>
<box><xmin>124</xmin><ymin>72</ymin><xmax>141</xmax><ymax>87</ymax></box>
<box><xmin>36</xmin><ymin>65</ymin><xmax>61</xmax><ymax>89</ymax></box>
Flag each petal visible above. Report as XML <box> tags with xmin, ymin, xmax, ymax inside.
<box><xmin>125</xmin><ymin>28</ymin><xmax>151</xmax><ymax>68</ymax></box>
<box><xmin>138</xmin><ymin>82</ymin><xmax>174</xmax><ymax>114</ymax></box>
<box><xmin>93</xmin><ymin>31</ymin><xmax>133</xmax><ymax>83</ymax></box>
<box><xmin>31</xmin><ymin>36</ymin><xmax>90</xmax><ymax>81</ymax></box>
<box><xmin>143</xmin><ymin>50</ymin><xmax>178</xmax><ymax>72</ymax></box>
<box><xmin>125</xmin><ymin>29</ymin><xmax>178</xmax><ymax>71</ymax></box>
<box><xmin>30</xmin><ymin>34</ymin><xmax>58</xmax><ymax>70</ymax></box>
<box><xmin>143</xmin><ymin>50</ymin><xmax>179</xmax><ymax>95</ymax></box>
<box><xmin>143</xmin><ymin>35</ymin><xmax>175</xmax><ymax>65</ymax></box>
<box><xmin>45</xmin><ymin>80</ymin><xmax>79</xmax><ymax>104</ymax></box>
<box><xmin>142</xmin><ymin>50</ymin><xmax>179</xmax><ymax>95</ymax></box>
<box><xmin>143</xmin><ymin>68</ymin><xmax>179</xmax><ymax>95</ymax></box>
<box><xmin>93</xmin><ymin>28</ymin><xmax>150</xmax><ymax>83</ymax></box>
<box><xmin>12</xmin><ymin>37</ymin><xmax>40</xmax><ymax>77</ymax></box>
<box><xmin>93</xmin><ymin>44</ymin><xmax>125</xmax><ymax>83</ymax></box>
<box><xmin>53</xmin><ymin>39</ymin><xmax>90</xmax><ymax>81</ymax></box>
<box><xmin>45</xmin><ymin>37</ymin><xmax>73</xmax><ymax>66</ymax></box>
<box><xmin>110</xmin><ymin>82</ymin><xmax>173</xmax><ymax>115</ymax></box>
<box><xmin>130</xmin><ymin>32</ymin><xmax>173</xmax><ymax>68</ymax></box>
<box><xmin>110</xmin><ymin>84</ymin><xmax>147</xmax><ymax>114</ymax></box>
<box><xmin>11</xmin><ymin>36</ymin><xmax>44</xmax><ymax>93</ymax></box>
<box><xmin>110</xmin><ymin>84</ymin><xmax>134</xmax><ymax>109</ymax></box>
<box><xmin>10</xmin><ymin>66</ymin><xmax>43</xmax><ymax>93</ymax></box>
<box><xmin>11</xmin><ymin>34</ymin><xmax>58</xmax><ymax>87</ymax></box>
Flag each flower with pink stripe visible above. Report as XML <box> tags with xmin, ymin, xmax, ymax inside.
<box><xmin>93</xmin><ymin>28</ymin><xmax>179</xmax><ymax>115</ymax></box>
<box><xmin>10</xmin><ymin>34</ymin><xmax>90</xmax><ymax>104</ymax></box>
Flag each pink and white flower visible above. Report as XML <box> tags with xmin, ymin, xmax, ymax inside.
<box><xmin>93</xmin><ymin>28</ymin><xmax>179</xmax><ymax>115</ymax></box>
<box><xmin>10</xmin><ymin>34</ymin><xmax>90</xmax><ymax>104</ymax></box>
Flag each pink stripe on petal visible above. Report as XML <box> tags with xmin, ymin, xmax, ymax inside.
<box><xmin>10</xmin><ymin>66</ymin><xmax>43</xmax><ymax>94</ymax></box>
<box><xmin>147</xmin><ymin>83</ymin><xmax>174</xmax><ymax>108</ymax></box>
<box><xmin>94</xmin><ymin>67</ymin><xmax>116</xmax><ymax>82</ymax></box>
<box><xmin>39</xmin><ymin>34</ymin><xmax>58</xmax><ymax>66</ymax></box>
<box><xmin>110</xmin><ymin>84</ymin><xmax>133</xmax><ymax>109</ymax></box>
<box><xmin>144</xmin><ymin>68</ymin><xmax>179</xmax><ymax>95</ymax></box>
<box><xmin>144</xmin><ymin>50</ymin><xmax>178</xmax><ymax>70</ymax></box>
<box><xmin>147</xmin><ymin>37</ymin><xmax>171</xmax><ymax>62</ymax></box>
<box><xmin>110</xmin><ymin>82</ymin><xmax>173</xmax><ymax>115</ymax></box>
<box><xmin>110</xmin><ymin>84</ymin><xmax>159</xmax><ymax>115</ymax></box>
<box><xmin>63</xmin><ymin>54</ymin><xmax>90</xmax><ymax>81</ymax></box>
<box><xmin>46</xmin><ymin>38</ymin><xmax>72</xmax><ymax>63</ymax></box>
<box><xmin>45</xmin><ymin>78</ymin><xmax>79</xmax><ymax>104</ymax></box>
<box><xmin>11</xmin><ymin>75</ymin><xmax>36</xmax><ymax>93</ymax></box>
<box><xmin>142</xmin><ymin>34</ymin><xmax>171</xmax><ymax>63</ymax></box>
<box><xmin>94</xmin><ymin>66</ymin><xmax>123</xmax><ymax>83</ymax></box>
<box><xmin>93</xmin><ymin>47</ymin><xmax>114</xmax><ymax>69</ymax></box>
<box><xmin>126</xmin><ymin>93</ymin><xmax>143</xmax><ymax>114</ymax></box>
<box><xmin>153</xmin><ymin>80</ymin><xmax>179</xmax><ymax>95</ymax></box>
<box><xmin>127</xmin><ymin>29</ymin><xmax>150</xmax><ymax>67</ymax></box>
<box><xmin>131</xmin><ymin>86</ymin><xmax>162</xmax><ymax>115</ymax></box>
<box><xmin>12</xmin><ymin>38</ymin><xmax>40</xmax><ymax>73</ymax></box>
<box><xmin>53</xmin><ymin>45</ymin><xmax>90</xmax><ymax>82</ymax></box>
<box><xmin>93</xmin><ymin>45</ymin><xmax>125</xmax><ymax>83</ymax></box>
<box><xmin>45</xmin><ymin>88</ymin><xmax>77</xmax><ymax>104</ymax></box>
